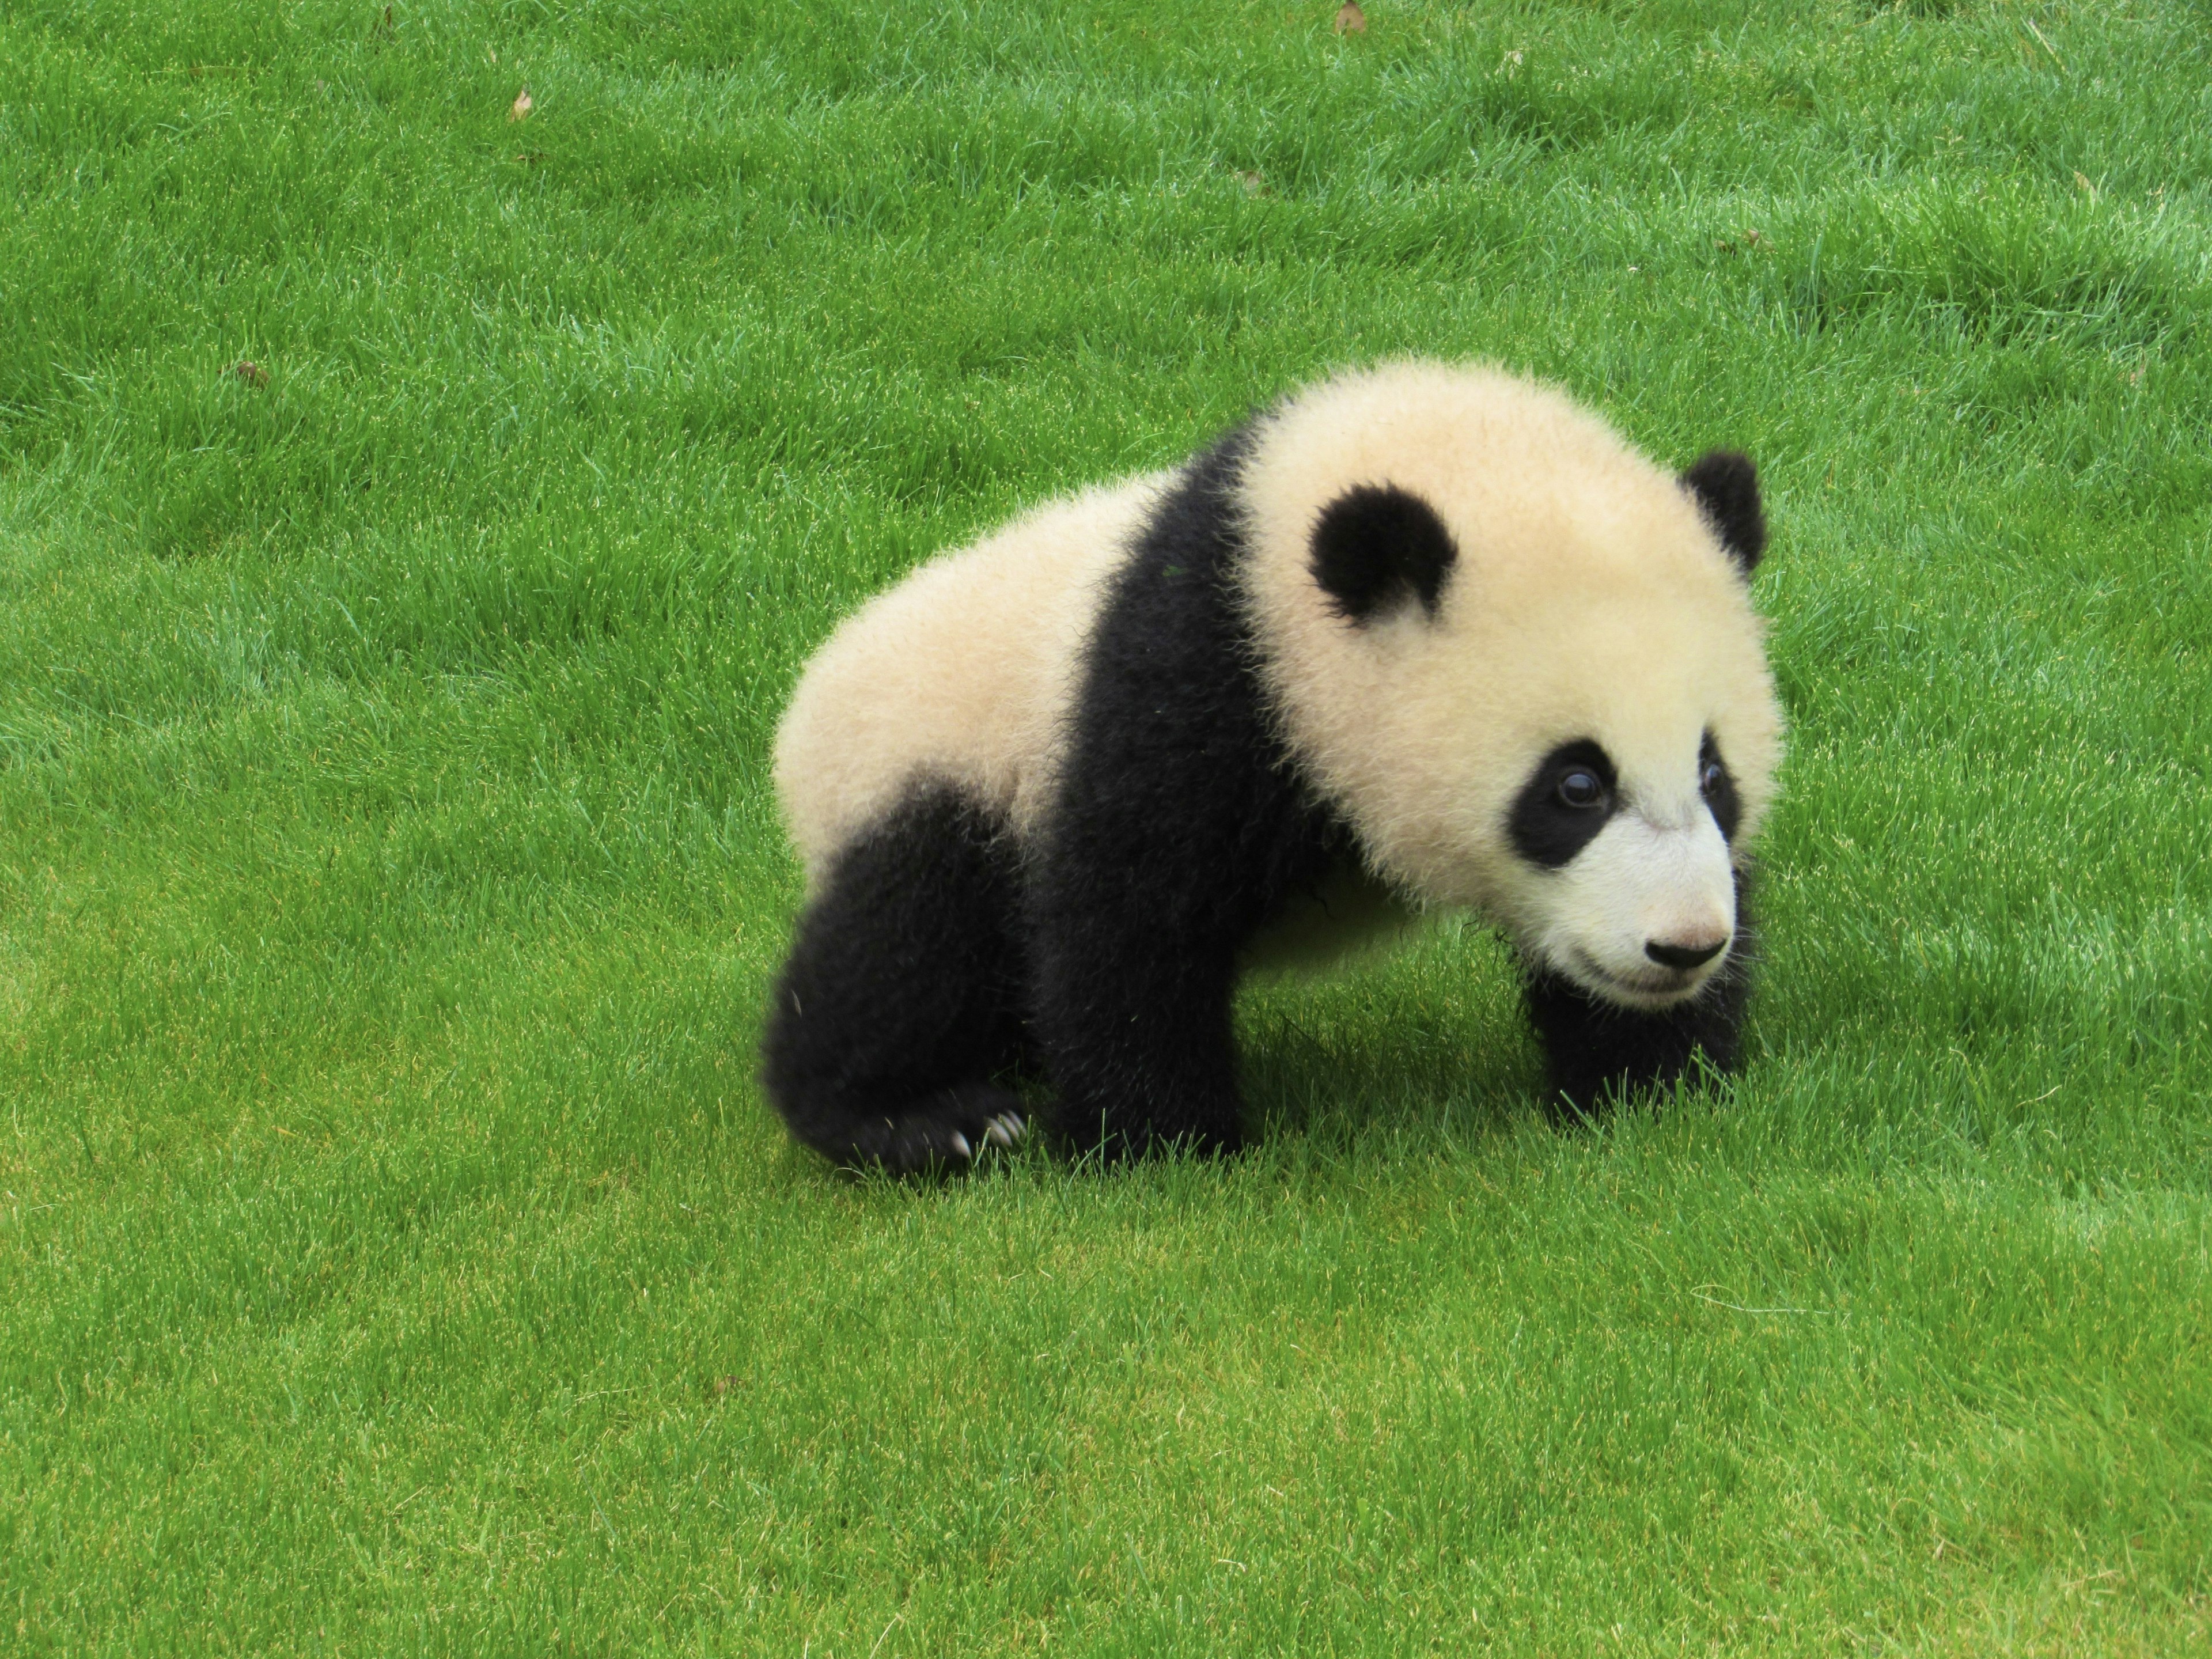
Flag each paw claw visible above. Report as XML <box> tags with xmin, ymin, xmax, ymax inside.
<box><xmin>946</xmin><ymin>1131</ymin><xmax>972</xmax><ymax>1161</ymax></box>
<box><xmin>983</xmin><ymin>1111</ymin><xmax>1025</xmax><ymax>1149</ymax></box>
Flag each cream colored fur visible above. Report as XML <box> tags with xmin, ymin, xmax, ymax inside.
<box><xmin>775</xmin><ymin>362</ymin><xmax>1783</xmax><ymax>1005</ymax></box>
<box><xmin>1236</xmin><ymin>362</ymin><xmax>1782</xmax><ymax>997</ymax></box>
<box><xmin>775</xmin><ymin>473</ymin><xmax>1168</xmax><ymax>878</ymax></box>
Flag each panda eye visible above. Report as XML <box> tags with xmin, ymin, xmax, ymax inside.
<box><xmin>1555</xmin><ymin>769</ymin><xmax>1607</xmax><ymax>810</ymax></box>
<box><xmin>1699</xmin><ymin>760</ymin><xmax>1725</xmax><ymax>797</ymax></box>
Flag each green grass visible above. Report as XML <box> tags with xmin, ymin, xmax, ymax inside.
<box><xmin>3</xmin><ymin>0</ymin><xmax>2209</xmax><ymax>1650</ymax></box>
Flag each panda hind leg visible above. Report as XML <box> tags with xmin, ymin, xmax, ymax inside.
<box><xmin>762</xmin><ymin>782</ymin><xmax>1031</xmax><ymax>1175</ymax></box>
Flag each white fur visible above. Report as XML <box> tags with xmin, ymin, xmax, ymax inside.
<box><xmin>774</xmin><ymin>362</ymin><xmax>1783</xmax><ymax>1007</ymax></box>
<box><xmin>1236</xmin><ymin>362</ymin><xmax>1782</xmax><ymax>1005</ymax></box>
<box><xmin>775</xmin><ymin>473</ymin><xmax>1168</xmax><ymax>878</ymax></box>
<box><xmin>1506</xmin><ymin>804</ymin><xmax>1737</xmax><ymax>1007</ymax></box>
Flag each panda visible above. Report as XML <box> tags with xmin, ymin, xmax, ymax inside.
<box><xmin>764</xmin><ymin>361</ymin><xmax>1783</xmax><ymax>1172</ymax></box>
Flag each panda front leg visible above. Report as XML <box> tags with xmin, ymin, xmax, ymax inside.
<box><xmin>1017</xmin><ymin>716</ymin><xmax>1334</xmax><ymax>1161</ymax></box>
<box><xmin>1025</xmin><ymin>911</ymin><xmax>1247</xmax><ymax>1161</ymax></box>
<box><xmin>1522</xmin><ymin>931</ymin><xmax>1754</xmax><ymax>1116</ymax></box>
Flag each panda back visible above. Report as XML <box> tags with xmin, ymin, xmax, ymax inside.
<box><xmin>774</xmin><ymin>472</ymin><xmax>1169</xmax><ymax>880</ymax></box>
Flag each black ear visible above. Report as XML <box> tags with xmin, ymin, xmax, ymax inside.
<box><xmin>1310</xmin><ymin>484</ymin><xmax>1459</xmax><ymax>623</ymax></box>
<box><xmin>1681</xmin><ymin>449</ymin><xmax>1766</xmax><ymax>577</ymax></box>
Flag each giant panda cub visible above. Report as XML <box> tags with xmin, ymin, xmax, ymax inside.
<box><xmin>766</xmin><ymin>362</ymin><xmax>1783</xmax><ymax>1172</ymax></box>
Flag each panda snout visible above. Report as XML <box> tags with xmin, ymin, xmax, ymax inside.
<box><xmin>1644</xmin><ymin>934</ymin><xmax>1728</xmax><ymax>971</ymax></box>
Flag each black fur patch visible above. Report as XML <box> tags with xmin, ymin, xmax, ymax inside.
<box><xmin>1680</xmin><ymin>450</ymin><xmax>1766</xmax><ymax>576</ymax></box>
<box><xmin>761</xmin><ymin>780</ymin><xmax>1031</xmax><ymax>1174</ymax></box>
<box><xmin>1506</xmin><ymin>739</ymin><xmax>1619</xmax><ymax>869</ymax></box>
<box><xmin>1700</xmin><ymin>730</ymin><xmax>1741</xmax><ymax>842</ymax></box>
<box><xmin>1026</xmin><ymin>427</ymin><xmax>1352</xmax><ymax>1160</ymax></box>
<box><xmin>1526</xmin><ymin>871</ymin><xmax>1756</xmax><ymax>1115</ymax></box>
<box><xmin>1310</xmin><ymin>484</ymin><xmax>1460</xmax><ymax>622</ymax></box>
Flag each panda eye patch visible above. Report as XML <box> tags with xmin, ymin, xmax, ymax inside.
<box><xmin>1556</xmin><ymin>769</ymin><xmax>1607</xmax><ymax>810</ymax></box>
<box><xmin>1699</xmin><ymin>733</ymin><xmax>1742</xmax><ymax>841</ymax></box>
<box><xmin>1508</xmin><ymin>738</ymin><xmax>1619</xmax><ymax>869</ymax></box>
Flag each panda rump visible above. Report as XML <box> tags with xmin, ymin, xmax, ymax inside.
<box><xmin>765</xmin><ymin>361</ymin><xmax>1783</xmax><ymax>1171</ymax></box>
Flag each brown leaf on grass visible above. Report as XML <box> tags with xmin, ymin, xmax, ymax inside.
<box><xmin>231</xmin><ymin>361</ymin><xmax>268</xmax><ymax>388</ymax></box>
<box><xmin>510</xmin><ymin>87</ymin><xmax>533</xmax><ymax>122</ymax></box>
<box><xmin>1236</xmin><ymin>169</ymin><xmax>1268</xmax><ymax>198</ymax></box>
<box><xmin>1335</xmin><ymin>2</ymin><xmax>1366</xmax><ymax>34</ymax></box>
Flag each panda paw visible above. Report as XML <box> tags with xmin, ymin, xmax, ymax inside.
<box><xmin>859</xmin><ymin>1086</ymin><xmax>1027</xmax><ymax>1176</ymax></box>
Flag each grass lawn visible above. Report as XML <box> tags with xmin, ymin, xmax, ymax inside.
<box><xmin>3</xmin><ymin>0</ymin><xmax>2210</xmax><ymax>1651</ymax></box>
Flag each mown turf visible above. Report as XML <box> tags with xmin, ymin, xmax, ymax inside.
<box><xmin>2</xmin><ymin>1</ymin><xmax>2209</xmax><ymax>1652</ymax></box>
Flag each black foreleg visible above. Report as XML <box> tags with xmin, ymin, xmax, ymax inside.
<box><xmin>1018</xmin><ymin>421</ymin><xmax>1347</xmax><ymax>1160</ymax></box>
<box><xmin>1028</xmin><ymin>918</ymin><xmax>1246</xmax><ymax>1161</ymax></box>
<box><xmin>1525</xmin><ymin>902</ymin><xmax>1756</xmax><ymax>1116</ymax></box>
<box><xmin>762</xmin><ymin>782</ymin><xmax>1029</xmax><ymax>1173</ymax></box>
<box><xmin>1021</xmin><ymin>707</ymin><xmax>1341</xmax><ymax>1162</ymax></box>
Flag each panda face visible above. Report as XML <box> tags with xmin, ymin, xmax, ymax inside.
<box><xmin>1233</xmin><ymin>361</ymin><xmax>1786</xmax><ymax>991</ymax></box>
<box><xmin>1499</xmin><ymin>732</ymin><xmax>1742</xmax><ymax>1009</ymax></box>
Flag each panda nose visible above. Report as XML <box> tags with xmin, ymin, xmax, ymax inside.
<box><xmin>1645</xmin><ymin>935</ymin><xmax>1727</xmax><ymax>971</ymax></box>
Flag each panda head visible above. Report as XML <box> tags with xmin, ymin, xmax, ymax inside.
<box><xmin>1238</xmin><ymin>364</ymin><xmax>1785</xmax><ymax>1012</ymax></box>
